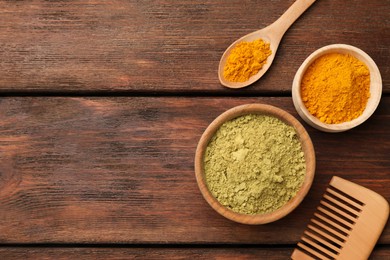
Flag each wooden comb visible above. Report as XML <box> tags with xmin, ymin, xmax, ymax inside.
<box><xmin>291</xmin><ymin>176</ymin><xmax>389</xmax><ymax>260</ymax></box>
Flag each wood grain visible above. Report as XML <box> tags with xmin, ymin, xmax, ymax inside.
<box><xmin>0</xmin><ymin>97</ymin><xmax>388</xmax><ymax>244</ymax></box>
<box><xmin>0</xmin><ymin>0</ymin><xmax>388</xmax><ymax>93</ymax></box>
<box><xmin>0</xmin><ymin>246</ymin><xmax>389</xmax><ymax>259</ymax></box>
<box><xmin>0</xmin><ymin>247</ymin><xmax>323</xmax><ymax>260</ymax></box>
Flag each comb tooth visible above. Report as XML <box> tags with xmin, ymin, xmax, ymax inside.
<box><xmin>297</xmin><ymin>242</ymin><xmax>333</xmax><ymax>260</ymax></box>
<box><xmin>317</xmin><ymin>205</ymin><xmax>354</xmax><ymax>228</ymax></box>
<box><xmin>291</xmin><ymin>248</ymin><xmax>317</xmax><ymax>260</ymax></box>
<box><xmin>323</xmin><ymin>194</ymin><xmax>360</xmax><ymax>216</ymax></box>
<box><xmin>311</xmin><ymin>217</ymin><xmax>348</xmax><ymax>240</ymax></box>
<box><xmin>314</xmin><ymin>212</ymin><xmax>351</xmax><ymax>234</ymax></box>
<box><xmin>320</xmin><ymin>200</ymin><xmax>357</xmax><ymax>222</ymax></box>
<box><xmin>307</xmin><ymin>224</ymin><xmax>344</xmax><ymax>246</ymax></box>
<box><xmin>294</xmin><ymin>176</ymin><xmax>388</xmax><ymax>260</ymax></box>
<box><xmin>326</xmin><ymin>187</ymin><xmax>363</xmax><ymax>209</ymax></box>
<box><xmin>301</xmin><ymin>236</ymin><xmax>338</xmax><ymax>259</ymax></box>
<box><xmin>304</xmin><ymin>230</ymin><xmax>341</xmax><ymax>253</ymax></box>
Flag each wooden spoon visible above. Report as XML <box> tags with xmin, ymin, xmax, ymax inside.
<box><xmin>218</xmin><ymin>0</ymin><xmax>317</xmax><ymax>89</ymax></box>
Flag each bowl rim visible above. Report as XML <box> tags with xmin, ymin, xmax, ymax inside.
<box><xmin>292</xmin><ymin>44</ymin><xmax>382</xmax><ymax>133</ymax></box>
<box><xmin>194</xmin><ymin>103</ymin><xmax>316</xmax><ymax>224</ymax></box>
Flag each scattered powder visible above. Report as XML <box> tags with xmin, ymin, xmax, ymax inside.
<box><xmin>204</xmin><ymin>114</ymin><xmax>306</xmax><ymax>215</ymax></box>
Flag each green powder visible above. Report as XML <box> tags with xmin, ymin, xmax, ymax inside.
<box><xmin>204</xmin><ymin>114</ymin><xmax>306</xmax><ymax>215</ymax></box>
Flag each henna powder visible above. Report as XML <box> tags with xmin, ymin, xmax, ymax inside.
<box><xmin>204</xmin><ymin>114</ymin><xmax>306</xmax><ymax>215</ymax></box>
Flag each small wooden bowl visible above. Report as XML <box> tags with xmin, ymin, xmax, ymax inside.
<box><xmin>292</xmin><ymin>44</ymin><xmax>382</xmax><ymax>132</ymax></box>
<box><xmin>194</xmin><ymin>104</ymin><xmax>315</xmax><ymax>224</ymax></box>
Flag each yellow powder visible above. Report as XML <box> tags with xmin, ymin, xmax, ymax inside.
<box><xmin>301</xmin><ymin>53</ymin><xmax>370</xmax><ymax>124</ymax></box>
<box><xmin>223</xmin><ymin>39</ymin><xmax>272</xmax><ymax>82</ymax></box>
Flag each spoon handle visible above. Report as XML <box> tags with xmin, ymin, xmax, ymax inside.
<box><xmin>272</xmin><ymin>0</ymin><xmax>317</xmax><ymax>39</ymax></box>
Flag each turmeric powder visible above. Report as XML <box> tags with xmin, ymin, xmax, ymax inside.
<box><xmin>223</xmin><ymin>39</ymin><xmax>272</xmax><ymax>82</ymax></box>
<box><xmin>301</xmin><ymin>53</ymin><xmax>370</xmax><ymax>124</ymax></box>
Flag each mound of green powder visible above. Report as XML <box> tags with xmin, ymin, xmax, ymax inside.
<box><xmin>204</xmin><ymin>114</ymin><xmax>306</xmax><ymax>215</ymax></box>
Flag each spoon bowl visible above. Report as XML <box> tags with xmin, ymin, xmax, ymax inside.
<box><xmin>219</xmin><ymin>0</ymin><xmax>317</xmax><ymax>89</ymax></box>
<box><xmin>218</xmin><ymin>27</ymin><xmax>279</xmax><ymax>89</ymax></box>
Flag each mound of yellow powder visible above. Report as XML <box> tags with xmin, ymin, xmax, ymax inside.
<box><xmin>223</xmin><ymin>39</ymin><xmax>272</xmax><ymax>82</ymax></box>
<box><xmin>301</xmin><ymin>53</ymin><xmax>370</xmax><ymax>124</ymax></box>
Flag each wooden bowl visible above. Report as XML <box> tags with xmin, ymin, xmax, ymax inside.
<box><xmin>194</xmin><ymin>104</ymin><xmax>315</xmax><ymax>224</ymax></box>
<box><xmin>292</xmin><ymin>44</ymin><xmax>382</xmax><ymax>132</ymax></box>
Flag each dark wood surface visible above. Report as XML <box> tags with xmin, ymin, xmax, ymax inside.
<box><xmin>0</xmin><ymin>0</ymin><xmax>389</xmax><ymax>259</ymax></box>
<box><xmin>0</xmin><ymin>0</ymin><xmax>388</xmax><ymax>94</ymax></box>
<box><xmin>0</xmin><ymin>247</ymin><xmax>389</xmax><ymax>259</ymax></box>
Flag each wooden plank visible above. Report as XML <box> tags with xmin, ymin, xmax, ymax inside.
<box><xmin>0</xmin><ymin>97</ymin><xmax>388</xmax><ymax>244</ymax></box>
<box><xmin>0</xmin><ymin>247</ymin><xmax>293</xmax><ymax>259</ymax></box>
<box><xmin>0</xmin><ymin>246</ymin><xmax>389</xmax><ymax>259</ymax></box>
<box><xmin>0</xmin><ymin>0</ymin><xmax>388</xmax><ymax>93</ymax></box>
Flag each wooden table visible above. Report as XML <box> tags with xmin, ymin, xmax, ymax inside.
<box><xmin>0</xmin><ymin>0</ymin><xmax>389</xmax><ymax>259</ymax></box>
